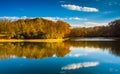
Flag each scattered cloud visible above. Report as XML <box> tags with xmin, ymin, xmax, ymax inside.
<box><xmin>43</xmin><ymin>17</ymin><xmax>87</xmax><ymax>21</ymax></box>
<box><xmin>61</xmin><ymin>4</ymin><xmax>99</xmax><ymax>12</ymax></box>
<box><xmin>70</xmin><ymin>24</ymin><xmax>83</xmax><ymax>28</ymax></box>
<box><xmin>0</xmin><ymin>16</ymin><xmax>27</xmax><ymax>21</ymax></box>
<box><xmin>61</xmin><ymin>4</ymin><xmax>80</xmax><ymax>11</ymax></box>
<box><xmin>0</xmin><ymin>16</ymin><xmax>109</xmax><ymax>28</ymax></box>
<box><xmin>71</xmin><ymin>22</ymin><xmax>108</xmax><ymax>28</ymax></box>
<box><xmin>71</xmin><ymin>17</ymin><xmax>87</xmax><ymax>21</ymax></box>
<box><xmin>0</xmin><ymin>16</ymin><xmax>87</xmax><ymax>22</ymax></box>
<box><xmin>61</xmin><ymin>62</ymin><xmax>99</xmax><ymax>70</ymax></box>
<box><xmin>83</xmin><ymin>22</ymin><xmax>108</xmax><ymax>27</ymax></box>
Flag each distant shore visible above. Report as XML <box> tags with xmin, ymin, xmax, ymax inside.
<box><xmin>0</xmin><ymin>38</ymin><xmax>69</xmax><ymax>42</ymax></box>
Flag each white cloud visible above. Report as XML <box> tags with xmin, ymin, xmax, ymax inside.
<box><xmin>0</xmin><ymin>16</ymin><xmax>27</xmax><ymax>21</ymax></box>
<box><xmin>42</xmin><ymin>17</ymin><xmax>57</xmax><ymax>21</ymax></box>
<box><xmin>70</xmin><ymin>17</ymin><xmax>87</xmax><ymax>21</ymax></box>
<box><xmin>61</xmin><ymin>4</ymin><xmax>99</xmax><ymax>12</ymax></box>
<box><xmin>61</xmin><ymin>4</ymin><xmax>81</xmax><ymax>11</ymax></box>
<box><xmin>61</xmin><ymin>62</ymin><xmax>99</xmax><ymax>70</ymax></box>
<box><xmin>82</xmin><ymin>7</ymin><xmax>99</xmax><ymax>12</ymax></box>
<box><xmin>0</xmin><ymin>16</ymin><xmax>87</xmax><ymax>21</ymax></box>
<box><xmin>70</xmin><ymin>24</ymin><xmax>83</xmax><ymax>28</ymax></box>
<box><xmin>0</xmin><ymin>16</ymin><xmax>109</xmax><ymax>28</ymax></box>
<box><xmin>42</xmin><ymin>17</ymin><xmax>87</xmax><ymax>21</ymax></box>
<box><xmin>71</xmin><ymin>22</ymin><xmax>108</xmax><ymax>28</ymax></box>
<box><xmin>84</xmin><ymin>22</ymin><xmax>108</xmax><ymax>27</ymax></box>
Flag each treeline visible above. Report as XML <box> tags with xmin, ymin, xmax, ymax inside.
<box><xmin>0</xmin><ymin>18</ymin><xmax>70</xmax><ymax>39</ymax></box>
<box><xmin>71</xmin><ymin>19</ymin><xmax>120</xmax><ymax>37</ymax></box>
<box><xmin>0</xmin><ymin>18</ymin><xmax>120</xmax><ymax>39</ymax></box>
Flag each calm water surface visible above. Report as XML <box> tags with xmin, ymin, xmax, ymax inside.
<box><xmin>0</xmin><ymin>38</ymin><xmax>120</xmax><ymax>74</ymax></box>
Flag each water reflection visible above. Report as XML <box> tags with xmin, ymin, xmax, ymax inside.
<box><xmin>0</xmin><ymin>41</ymin><xmax>120</xmax><ymax>60</ymax></box>
<box><xmin>0</xmin><ymin>42</ymin><xmax>70</xmax><ymax>59</ymax></box>
<box><xmin>70</xmin><ymin>41</ymin><xmax>120</xmax><ymax>56</ymax></box>
<box><xmin>61</xmin><ymin>62</ymin><xmax>99</xmax><ymax>70</ymax></box>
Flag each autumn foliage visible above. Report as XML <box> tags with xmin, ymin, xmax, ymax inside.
<box><xmin>0</xmin><ymin>18</ymin><xmax>71</xmax><ymax>39</ymax></box>
<box><xmin>0</xmin><ymin>18</ymin><xmax>120</xmax><ymax>39</ymax></box>
<box><xmin>0</xmin><ymin>42</ymin><xmax>70</xmax><ymax>59</ymax></box>
<box><xmin>71</xmin><ymin>19</ymin><xmax>120</xmax><ymax>37</ymax></box>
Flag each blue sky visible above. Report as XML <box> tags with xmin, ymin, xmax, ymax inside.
<box><xmin>0</xmin><ymin>0</ymin><xmax>120</xmax><ymax>27</ymax></box>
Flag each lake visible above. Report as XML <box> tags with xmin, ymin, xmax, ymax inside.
<box><xmin>0</xmin><ymin>38</ymin><xmax>120</xmax><ymax>74</ymax></box>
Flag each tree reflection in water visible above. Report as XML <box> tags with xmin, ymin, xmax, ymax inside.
<box><xmin>0</xmin><ymin>41</ymin><xmax>120</xmax><ymax>59</ymax></box>
<box><xmin>70</xmin><ymin>41</ymin><xmax>120</xmax><ymax>56</ymax></box>
<box><xmin>0</xmin><ymin>42</ymin><xmax>70</xmax><ymax>59</ymax></box>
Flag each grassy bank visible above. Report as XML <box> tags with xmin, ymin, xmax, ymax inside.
<box><xmin>0</xmin><ymin>38</ymin><xmax>69</xmax><ymax>42</ymax></box>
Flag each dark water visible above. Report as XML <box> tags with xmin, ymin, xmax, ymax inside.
<box><xmin>0</xmin><ymin>38</ymin><xmax>120</xmax><ymax>74</ymax></box>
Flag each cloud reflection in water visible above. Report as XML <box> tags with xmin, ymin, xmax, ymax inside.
<box><xmin>61</xmin><ymin>62</ymin><xmax>99</xmax><ymax>70</ymax></box>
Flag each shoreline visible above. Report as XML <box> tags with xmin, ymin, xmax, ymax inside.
<box><xmin>0</xmin><ymin>38</ymin><xmax>69</xmax><ymax>42</ymax></box>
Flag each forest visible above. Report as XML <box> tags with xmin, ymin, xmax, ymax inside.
<box><xmin>71</xmin><ymin>19</ymin><xmax>120</xmax><ymax>37</ymax></box>
<box><xmin>0</xmin><ymin>18</ymin><xmax>70</xmax><ymax>39</ymax></box>
<box><xmin>0</xmin><ymin>18</ymin><xmax>120</xmax><ymax>39</ymax></box>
